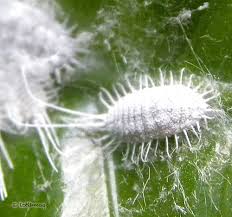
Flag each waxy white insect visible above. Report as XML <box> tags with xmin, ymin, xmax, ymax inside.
<box><xmin>0</xmin><ymin>0</ymin><xmax>92</xmax><ymax>200</ymax></box>
<box><xmin>17</xmin><ymin>68</ymin><xmax>221</xmax><ymax>165</ymax></box>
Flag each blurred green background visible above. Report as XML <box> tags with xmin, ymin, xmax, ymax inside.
<box><xmin>1</xmin><ymin>0</ymin><xmax>232</xmax><ymax>216</ymax></box>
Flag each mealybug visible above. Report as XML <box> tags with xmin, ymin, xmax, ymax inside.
<box><xmin>0</xmin><ymin>0</ymin><xmax>90</xmax><ymax>200</ymax></box>
<box><xmin>18</xmin><ymin>68</ymin><xmax>222</xmax><ymax>165</ymax></box>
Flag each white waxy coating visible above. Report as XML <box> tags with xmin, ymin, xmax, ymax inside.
<box><xmin>106</xmin><ymin>84</ymin><xmax>211</xmax><ymax>142</ymax></box>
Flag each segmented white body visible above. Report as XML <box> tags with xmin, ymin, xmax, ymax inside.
<box><xmin>91</xmin><ymin>70</ymin><xmax>220</xmax><ymax>163</ymax></box>
<box><xmin>105</xmin><ymin>84</ymin><xmax>211</xmax><ymax>143</ymax></box>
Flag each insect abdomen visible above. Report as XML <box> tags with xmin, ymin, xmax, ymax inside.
<box><xmin>106</xmin><ymin>84</ymin><xmax>209</xmax><ymax>142</ymax></box>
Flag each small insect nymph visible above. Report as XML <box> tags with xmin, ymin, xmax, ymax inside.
<box><xmin>18</xmin><ymin>69</ymin><xmax>221</xmax><ymax>164</ymax></box>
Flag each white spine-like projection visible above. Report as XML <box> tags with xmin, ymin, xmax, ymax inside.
<box><xmin>19</xmin><ymin>69</ymin><xmax>222</xmax><ymax>164</ymax></box>
<box><xmin>0</xmin><ymin>0</ymin><xmax>92</xmax><ymax>200</ymax></box>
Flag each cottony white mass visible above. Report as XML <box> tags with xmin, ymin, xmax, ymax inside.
<box><xmin>0</xmin><ymin>0</ymin><xmax>92</xmax><ymax>82</ymax></box>
<box><xmin>0</xmin><ymin>0</ymin><xmax>92</xmax><ymax>200</ymax></box>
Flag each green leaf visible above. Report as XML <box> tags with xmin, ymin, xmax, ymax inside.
<box><xmin>1</xmin><ymin>1</ymin><xmax>232</xmax><ymax>217</ymax></box>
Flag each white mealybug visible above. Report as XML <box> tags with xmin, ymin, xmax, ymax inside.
<box><xmin>0</xmin><ymin>0</ymin><xmax>93</xmax><ymax>200</ymax></box>
<box><xmin>18</xmin><ymin>68</ymin><xmax>221</xmax><ymax>165</ymax></box>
